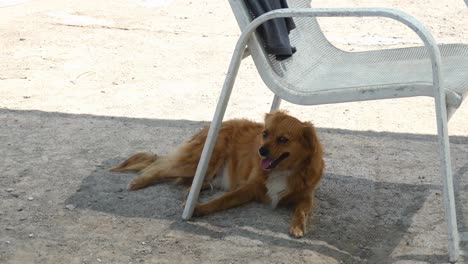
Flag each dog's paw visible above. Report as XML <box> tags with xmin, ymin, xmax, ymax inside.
<box><xmin>289</xmin><ymin>225</ymin><xmax>304</xmax><ymax>238</ymax></box>
<box><xmin>109</xmin><ymin>166</ymin><xmax>120</xmax><ymax>172</ymax></box>
<box><xmin>127</xmin><ymin>178</ymin><xmax>147</xmax><ymax>191</ymax></box>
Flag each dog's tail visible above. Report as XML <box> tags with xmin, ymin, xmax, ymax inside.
<box><xmin>110</xmin><ymin>152</ymin><xmax>158</xmax><ymax>172</ymax></box>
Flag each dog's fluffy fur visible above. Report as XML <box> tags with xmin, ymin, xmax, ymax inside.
<box><xmin>111</xmin><ymin>111</ymin><xmax>324</xmax><ymax>237</ymax></box>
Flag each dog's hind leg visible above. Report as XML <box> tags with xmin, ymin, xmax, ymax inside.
<box><xmin>128</xmin><ymin>159</ymin><xmax>223</xmax><ymax>191</ymax></box>
<box><xmin>110</xmin><ymin>152</ymin><xmax>158</xmax><ymax>172</ymax></box>
<box><xmin>127</xmin><ymin>153</ymin><xmax>224</xmax><ymax>191</ymax></box>
<box><xmin>127</xmin><ymin>126</ymin><xmax>227</xmax><ymax>191</ymax></box>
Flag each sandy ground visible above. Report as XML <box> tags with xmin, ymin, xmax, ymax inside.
<box><xmin>0</xmin><ymin>0</ymin><xmax>467</xmax><ymax>263</ymax></box>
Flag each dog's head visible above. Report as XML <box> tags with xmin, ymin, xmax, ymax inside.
<box><xmin>259</xmin><ymin>111</ymin><xmax>320</xmax><ymax>172</ymax></box>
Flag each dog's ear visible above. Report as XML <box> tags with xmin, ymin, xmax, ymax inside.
<box><xmin>302</xmin><ymin>122</ymin><xmax>319</xmax><ymax>151</ymax></box>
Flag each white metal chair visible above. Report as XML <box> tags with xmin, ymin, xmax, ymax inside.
<box><xmin>182</xmin><ymin>0</ymin><xmax>468</xmax><ymax>261</ymax></box>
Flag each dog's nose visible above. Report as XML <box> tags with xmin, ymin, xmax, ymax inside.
<box><xmin>258</xmin><ymin>146</ymin><xmax>269</xmax><ymax>157</ymax></box>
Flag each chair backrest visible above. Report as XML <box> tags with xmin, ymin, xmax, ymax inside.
<box><xmin>228</xmin><ymin>0</ymin><xmax>339</xmax><ymax>80</ymax></box>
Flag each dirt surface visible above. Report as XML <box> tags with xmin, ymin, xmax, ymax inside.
<box><xmin>0</xmin><ymin>0</ymin><xmax>468</xmax><ymax>263</ymax></box>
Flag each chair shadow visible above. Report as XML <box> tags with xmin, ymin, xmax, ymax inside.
<box><xmin>1</xmin><ymin>108</ymin><xmax>465</xmax><ymax>263</ymax></box>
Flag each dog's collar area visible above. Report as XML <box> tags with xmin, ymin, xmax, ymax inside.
<box><xmin>261</xmin><ymin>152</ymin><xmax>290</xmax><ymax>171</ymax></box>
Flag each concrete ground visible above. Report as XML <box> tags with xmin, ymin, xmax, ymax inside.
<box><xmin>0</xmin><ymin>0</ymin><xmax>467</xmax><ymax>263</ymax></box>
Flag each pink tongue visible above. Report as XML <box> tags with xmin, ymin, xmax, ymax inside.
<box><xmin>261</xmin><ymin>158</ymin><xmax>273</xmax><ymax>170</ymax></box>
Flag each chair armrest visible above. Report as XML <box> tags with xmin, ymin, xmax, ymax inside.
<box><xmin>235</xmin><ymin>7</ymin><xmax>443</xmax><ymax>95</ymax></box>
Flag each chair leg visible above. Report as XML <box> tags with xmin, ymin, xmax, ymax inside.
<box><xmin>270</xmin><ymin>94</ymin><xmax>282</xmax><ymax>112</ymax></box>
<box><xmin>434</xmin><ymin>101</ymin><xmax>460</xmax><ymax>262</ymax></box>
<box><xmin>182</xmin><ymin>41</ymin><xmax>247</xmax><ymax>220</ymax></box>
<box><xmin>182</xmin><ymin>84</ymin><xmax>237</xmax><ymax>220</ymax></box>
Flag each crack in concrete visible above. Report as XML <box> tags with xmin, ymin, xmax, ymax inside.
<box><xmin>49</xmin><ymin>22</ymin><xmax>238</xmax><ymax>37</ymax></box>
<box><xmin>50</xmin><ymin>22</ymin><xmax>135</xmax><ymax>31</ymax></box>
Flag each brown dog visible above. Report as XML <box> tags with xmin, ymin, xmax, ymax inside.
<box><xmin>111</xmin><ymin>111</ymin><xmax>324</xmax><ymax>237</ymax></box>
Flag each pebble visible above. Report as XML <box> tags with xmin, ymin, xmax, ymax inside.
<box><xmin>6</xmin><ymin>188</ymin><xmax>14</xmax><ymax>192</ymax></box>
<box><xmin>5</xmin><ymin>227</ymin><xmax>13</xmax><ymax>230</ymax></box>
<box><xmin>27</xmin><ymin>197</ymin><xmax>34</xmax><ymax>201</ymax></box>
<box><xmin>65</xmin><ymin>204</ymin><xmax>75</xmax><ymax>210</ymax></box>
<box><xmin>28</xmin><ymin>234</ymin><xmax>34</xmax><ymax>238</ymax></box>
<box><xmin>97</xmin><ymin>258</ymin><xmax>102</xmax><ymax>262</ymax></box>
<box><xmin>141</xmin><ymin>242</ymin><xmax>146</xmax><ymax>245</ymax></box>
<box><xmin>5</xmin><ymin>241</ymin><xmax>10</xmax><ymax>244</ymax></box>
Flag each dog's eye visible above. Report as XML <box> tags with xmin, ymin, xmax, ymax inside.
<box><xmin>261</xmin><ymin>131</ymin><xmax>268</xmax><ymax>138</ymax></box>
<box><xmin>277</xmin><ymin>136</ymin><xmax>288</xmax><ymax>143</ymax></box>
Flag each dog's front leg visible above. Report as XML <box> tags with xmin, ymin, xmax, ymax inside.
<box><xmin>194</xmin><ymin>182</ymin><xmax>261</xmax><ymax>216</ymax></box>
<box><xmin>289</xmin><ymin>195</ymin><xmax>313</xmax><ymax>238</ymax></box>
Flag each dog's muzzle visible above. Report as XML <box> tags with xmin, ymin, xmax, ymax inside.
<box><xmin>260</xmin><ymin>152</ymin><xmax>290</xmax><ymax>171</ymax></box>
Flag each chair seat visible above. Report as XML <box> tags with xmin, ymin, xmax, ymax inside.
<box><xmin>268</xmin><ymin>43</ymin><xmax>468</xmax><ymax>107</ymax></box>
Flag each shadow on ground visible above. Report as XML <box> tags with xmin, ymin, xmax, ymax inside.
<box><xmin>1</xmin><ymin>109</ymin><xmax>467</xmax><ymax>263</ymax></box>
